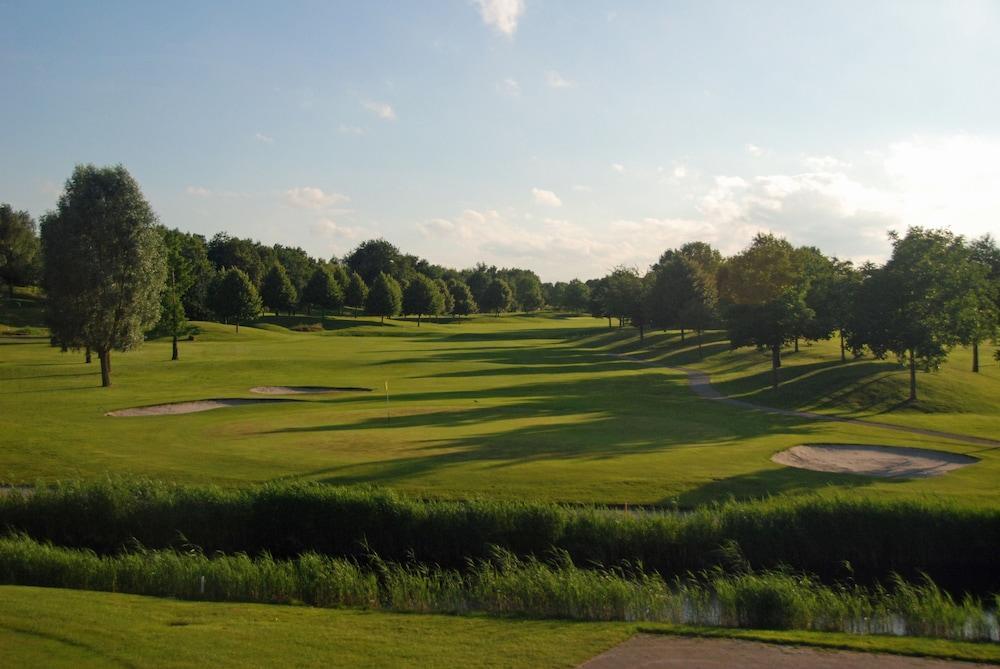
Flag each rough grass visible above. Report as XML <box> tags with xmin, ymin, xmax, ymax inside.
<box><xmin>2</xmin><ymin>311</ymin><xmax>999</xmax><ymax>506</ymax></box>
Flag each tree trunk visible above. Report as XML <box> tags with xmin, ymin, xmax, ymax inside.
<box><xmin>794</xmin><ymin>337</ymin><xmax>799</xmax><ymax>353</ymax></box>
<box><xmin>771</xmin><ymin>344</ymin><xmax>781</xmax><ymax>389</ymax></box>
<box><xmin>98</xmin><ymin>349</ymin><xmax>111</xmax><ymax>387</ymax></box>
<box><xmin>85</xmin><ymin>347</ymin><xmax>91</xmax><ymax>364</ymax></box>
<box><xmin>172</xmin><ymin>335</ymin><xmax>179</xmax><ymax>361</ymax></box>
<box><xmin>381</xmin><ymin>315</ymin><xmax>385</xmax><ymax>324</ymax></box>
<box><xmin>607</xmin><ymin>316</ymin><xmax>612</xmax><ymax>328</ymax></box>
<box><xmin>839</xmin><ymin>331</ymin><xmax>845</xmax><ymax>362</ymax></box>
<box><xmin>417</xmin><ymin>313</ymin><xmax>421</xmax><ymax>327</ymax></box>
<box><xmin>908</xmin><ymin>349</ymin><xmax>917</xmax><ymax>402</ymax></box>
<box><xmin>638</xmin><ymin>324</ymin><xmax>644</xmax><ymax>342</ymax></box>
<box><xmin>972</xmin><ymin>340</ymin><xmax>979</xmax><ymax>373</ymax></box>
<box><xmin>680</xmin><ymin>327</ymin><xmax>685</xmax><ymax>343</ymax></box>
<box><xmin>697</xmin><ymin>332</ymin><xmax>703</xmax><ymax>359</ymax></box>
<box><xmin>235</xmin><ymin>322</ymin><xmax>240</xmax><ymax>333</ymax></box>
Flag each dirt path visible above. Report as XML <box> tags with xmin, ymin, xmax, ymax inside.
<box><xmin>611</xmin><ymin>354</ymin><xmax>1000</xmax><ymax>449</ymax></box>
<box><xmin>578</xmin><ymin>635</ymin><xmax>993</xmax><ymax>668</ymax></box>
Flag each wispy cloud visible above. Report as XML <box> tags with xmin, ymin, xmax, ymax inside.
<box><xmin>745</xmin><ymin>143</ymin><xmax>764</xmax><ymax>157</ymax></box>
<box><xmin>611</xmin><ymin>163</ymin><xmax>625</xmax><ymax>174</ymax></box>
<box><xmin>285</xmin><ymin>187</ymin><xmax>350</xmax><ymax>210</ymax></box>
<box><xmin>497</xmin><ymin>78</ymin><xmax>521</xmax><ymax>96</ymax></box>
<box><xmin>185</xmin><ymin>186</ymin><xmax>212</xmax><ymax>197</ymax></box>
<box><xmin>545</xmin><ymin>70</ymin><xmax>574</xmax><ymax>88</ymax></box>
<box><xmin>475</xmin><ymin>0</ymin><xmax>525</xmax><ymax>36</ymax></box>
<box><xmin>253</xmin><ymin>132</ymin><xmax>274</xmax><ymax>144</ymax></box>
<box><xmin>362</xmin><ymin>100</ymin><xmax>396</xmax><ymax>121</ymax></box>
<box><xmin>338</xmin><ymin>124</ymin><xmax>365</xmax><ymax>135</ymax></box>
<box><xmin>531</xmin><ymin>187</ymin><xmax>562</xmax><ymax>207</ymax></box>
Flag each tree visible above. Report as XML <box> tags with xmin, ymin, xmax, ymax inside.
<box><xmin>0</xmin><ymin>204</ymin><xmax>40</xmax><ymax>297</ymax></box>
<box><xmin>345</xmin><ymin>270</ymin><xmax>369</xmax><ymax>311</ymax></box>
<box><xmin>207</xmin><ymin>233</ymin><xmax>265</xmax><ymax>287</ymax></box>
<box><xmin>40</xmin><ymin>164</ymin><xmax>167</xmax><ymax>387</ymax></box>
<box><xmin>719</xmin><ymin>234</ymin><xmax>809</xmax><ymax>388</ymax></box>
<box><xmin>209</xmin><ymin>267</ymin><xmax>262</xmax><ymax>333</ymax></box>
<box><xmin>588</xmin><ymin>277</ymin><xmax>612</xmax><ymax>327</ymax></box>
<box><xmin>480</xmin><ymin>278</ymin><xmax>513</xmax><ymax>316</ymax></box>
<box><xmin>514</xmin><ymin>273</ymin><xmax>545</xmax><ymax>311</ymax></box>
<box><xmin>261</xmin><ymin>264</ymin><xmax>298</xmax><ymax>315</ymax></box>
<box><xmin>435</xmin><ymin>277</ymin><xmax>455</xmax><ymax>317</ymax></box>
<box><xmin>402</xmin><ymin>274</ymin><xmax>444</xmax><ymax>326</ymax></box>
<box><xmin>960</xmin><ymin>235</ymin><xmax>999</xmax><ymax>373</ymax></box>
<box><xmin>366</xmin><ymin>271</ymin><xmax>402</xmax><ymax>324</ymax></box>
<box><xmin>160</xmin><ymin>278</ymin><xmax>187</xmax><ymax>361</ymax></box>
<box><xmin>447</xmin><ymin>279</ymin><xmax>477</xmax><ymax>317</ymax></box>
<box><xmin>806</xmin><ymin>259</ymin><xmax>861</xmax><ymax>362</ymax></box>
<box><xmin>161</xmin><ymin>228</ymin><xmax>215</xmax><ymax>320</ymax></box>
<box><xmin>157</xmin><ymin>229</ymin><xmax>197</xmax><ymax>361</ymax></box>
<box><xmin>850</xmin><ymin>228</ymin><xmax>973</xmax><ymax>401</ymax></box>
<box><xmin>604</xmin><ymin>266</ymin><xmax>643</xmax><ymax>328</ymax></box>
<box><xmin>346</xmin><ymin>238</ymin><xmax>402</xmax><ymax>285</ymax></box>
<box><xmin>301</xmin><ymin>266</ymin><xmax>344</xmax><ymax>317</ymax></box>
<box><xmin>563</xmin><ymin>279</ymin><xmax>590</xmax><ymax>313</ymax></box>
<box><xmin>463</xmin><ymin>262</ymin><xmax>496</xmax><ymax>306</ymax></box>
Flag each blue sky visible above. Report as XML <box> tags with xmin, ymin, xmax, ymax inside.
<box><xmin>2</xmin><ymin>0</ymin><xmax>999</xmax><ymax>280</ymax></box>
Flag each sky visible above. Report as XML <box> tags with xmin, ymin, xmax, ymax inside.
<box><xmin>2</xmin><ymin>0</ymin><xmax>999</xmax><ymax>281</ymax></box>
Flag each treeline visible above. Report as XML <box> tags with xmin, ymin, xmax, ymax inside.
<box><xmin>582</xmin><ymin>232</ymin><xmax>999</xmax><ymax>398</ymax></box>
<box><xmin>2</xmin><ymin>164</ymin><xmax>997</xmax><ymax>395</ymax></box>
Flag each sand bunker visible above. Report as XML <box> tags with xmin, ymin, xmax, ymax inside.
<box><xmin>106</xmin><ymin>398</ymin><xmax>296</xmax><ymax>417</ymax></box>
<box><xmin>772</xmin><ymin>444</ymin><xmax>977</xmax><ymax>478</ymax></box>
<box><xmin>249</xmin><ymin>385</ymin><xmax>372</xmax><ymax>394</ymax></box>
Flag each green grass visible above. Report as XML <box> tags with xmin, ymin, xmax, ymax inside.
<box><xmin>0</xmin><ymin>586</ymin><xmax>630</xmax><ymax>669</ymax></box>
<box><xmin>2</xmin><ymin>311</ymin><xmax>999</xmax><ymax>506</ymax></box>
<box><xmin>2</xmin><ymin>586</ymin><xmax>998</xmax><ymax>667</ymax></box>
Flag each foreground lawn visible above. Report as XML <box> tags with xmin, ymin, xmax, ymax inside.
<box><xmin>2</xmin><ymin>310</ymin><xmax>998</xmax><ymax>505</ymax></box>
<box><xmin>2</xmin><ymin>587</ymin><xmax>997</xmax><ymax>667</ymax></box>
<box><xmin>0</xmin><ymin>586</ymin><xmax>628</xmax><ymax>669</ymax></box>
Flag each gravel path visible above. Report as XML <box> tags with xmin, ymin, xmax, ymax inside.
<box><xmin>611</xmin><ymin>354</ymin><xmax>1000</xmax><ymax>449</ymax></box>
<box><xmin>577</xmin><ymin>635</ymin><xmax>993</xmax><ymax>669</ymax></box>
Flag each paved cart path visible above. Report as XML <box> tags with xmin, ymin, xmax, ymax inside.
<box><xmin>610</xmin><ymin>353</ymin><xmax>1000</xmax><ymax>449</ymax></box>
<box><xmin>577</xmin><ymin>635</ymin><xmax>994</xmax><ymax>669</ymax></box>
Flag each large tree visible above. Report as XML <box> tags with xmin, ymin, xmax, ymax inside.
<box><xmin>480</xmin><ymin>278</ymin><xmax>513</xmax><ymax>316</ymax></box>
<box><xmin>719</xmin><ymin>233</ymin><xmax>810</xmax><ymax>388</ymax></box>
<box><xmin>260</xmin><ymin>263</ymin><xmax>298</xmax><ymax>315</ymax></box>
<box><xmin>960</xmin><ymin>235</ymin><xmax>999</xmax><ymax>373</ymax></box>
<box><xmin>513</xmin><ymin>273</ymin><xmax>545</xmax><ymax>311</ymax></box>
<box><xmin>157</xmin><ymin>229</ymin><xmax>197</xmax><ymax>361</ymax></box>
<box><xmin>41</xmin><ymin>164</ymin><xmax>167</xmax><ymax>387</ymax></box>
<box><xmin>0</xmin><ymin>204</ymin><xmax>40</xmax><ymax>297</ymax></box>
<box><xmin>346</xmin><ymin>238</ymin><xmax>402</xmax><ymax>285</ymax></box>
<box><xmin>447</xmin><ymin>279</ymin><xmax>476</xmax><ymax>317</ymax></box>
<box><xmin>301</xmin><ymin>266</ymin><xmax>344</xmax><ymax>318</ymax></box>
<box><xmin>344</xmin><ymin>270</ymin><xmax>369</xmax><ymax>311</ymax></box>
<box><xmin>402</xmin><ymin>274</ymin><xmax>445</xmax><ymax>326</ymax></box>
<box><xmin>209</xmin><ymin>267</ymin><xmax>262</xmax><ymax>332</ymax></box>
<box><xmin>207</xmin><ymin>233</ymin><xmax>265</xmax><ymax>287</ymax></box>
<box><xmin>850</xmin><ymin>228</ymin><xmax>975</xmax><ymax>401</ymax></box>
<box><xmin>563</xmin><ymin>279</ymin><xmax>590</xmax><ymax>314</ymax></box>
<box><xmin>435</xmin><ymin>277</ymin><xmax>455</xmax><ymax>317</ymax></box>
<box><xmin>604</xmin><ymin>266</ymin><xmax>643</xmax><ymax>328</ymax></box>
<box><xmin>366</xmin><ymin>271</ymin><xmax>402</xmax><ymax>324</ymax></box>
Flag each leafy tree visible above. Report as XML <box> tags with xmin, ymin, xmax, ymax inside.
<box><xmin>209</xmin><ymin>267</ymin><xmax>262</xmax><ymax>333</ymax></box>
<box><xmin>366</xmin><ymin>271</ymin><xmax>402</xmax><ymax>324</ymax></box>
<box><xmin>260</xmin><ymin>263</ymin><xmax>298</xmax><ymax>315</ymax></box>
<box><xmin>629</xmin><ymin>274</ymin><xmax>652</xmax><ymax>341</ymax></box>
<box><xmin>207</xmin><ymin>233</ymin><xmax>265</xmax><ymax>287</ymax></box>
<box><xmin>402</xmin><ymin>274</ymin><xmax>444</xmax><ymax>326</ymax></box>
<box><xmin>850</xmin><ymin>228</ymin><xmax>974</xmax><ymax>401</ymax></box>
<box><xmin>961</xmin><ymin>235</ymin><xmax>999</xmax><ymax>373</ymax></box>
<box><xmin>0</xmin><ymin>204</ymin><xmax>40</xmax><ymax>297</ymax></box>
<box><xmin>160</xmin><ymin>279</ymin><xmax>187</xmax><ymax>361</ymax></box>
<box><xmin>719</xmin><ymin>234</ymin><xmax>810</xmax><ymax>388</ymax></box>
<box><xmin>513</xmin><ymin>273</ymin><xmax>545</xmax><ymax>311</ymax></box>
<box><xmin>604</xmin><ymin>266</ymin><xmax>643</xmax><ymax>327</ymax></box>
<box><xmin>301</xmin><ymin>266</ymin><xmax>344</xmax><ymax>317</ymax></box>
<box><xmin>463</xmin><ymin>262</ymin><xmax>496</xmax><ymax>306</ymax></box>
<box><xmin>346</xmin><ymin>238</ymin><xmax>402</xmax><ymax>285</ymax></box>
<box><xmin>588</xmin><ymin>277</ymin><xmax>612</xmax><ymax>327</ymax></box>
<box><xmin>447</xmin><ymin>279</ymin><xmax>476</xmax><ymax>316</ymax></box>
<box><xmin>40</xmin><ymin>164</ymin><xmax>167</xmax><ymax>387</ymax></box>
<box><xmin>157</xmin><ymin>229</ymin><xmax>199</xmax><ymax>361</ymax></box>
<box><xmin>329</xmin><ymin>262</ymin><xmax>351</xmax><ymax>298</ymax></box>
<box><xmin>480</xmin><ymin>278</ymin><xmax>513</xmax><ymax>316</ymax></box>
<box><xmin>563</xmin><ymin>279</ymin><xmax>590</xmax><ymax>314</ymax></box>
<box><xmin>806</xmin><ymin>259</ymin><xmax>861</xmax><ymax>362</ymax></box>
<box><xmin>161</xmin><ymin>228</ymin><xmax>215</xmax><ymax>320</ymax></box>
<box><xmin>271</xmin><ymin>245</ymin><xmax>317</xmax><ymax>298</ymax></box>
<box><xmin>544</xmin><ymin>281</ymin><xmax>566</xmax><ymax>309</ymax></box>
<box><xmin>435</xmin><ymin>277</ymin><xmax>455</xmax><ymax>317</ymax></box>
<box><xmin>345</xmin><ymin>270</ymin><xmax>369</xmax><ymax>310</ymax></box>
<box><xmin>677</xmin><ymin>260</ymin><xmax>719</xmax><ymax>357</ymax></box>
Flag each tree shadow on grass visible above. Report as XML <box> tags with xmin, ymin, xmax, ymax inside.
<box><xmin>670</xmin><ymin>466</ymin><xmax>877</xmax><ymax>507</ymax></box>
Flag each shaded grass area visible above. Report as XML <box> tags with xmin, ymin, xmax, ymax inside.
<box><xmin>2</xmin><ymin>312</ymin><xmax>998</xmax><ymax>505</ymax></box>
<box><xmin>0</xmin><ymin>586</ymin><xmax>629</xmax><ymax>669</ymax></box>
<box><xmin>3</xmin><ymin>480</ymin><xmax>998</xmax><ymax>595</ymax></box>
<box><xmin>0</xmin><ymin>536</ymin><xmax>996</xmax><ymax>642</ymax></box>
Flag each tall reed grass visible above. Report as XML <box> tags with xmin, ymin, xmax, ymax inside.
<box><xmin>0</xmin><ymin>535</ymin><xmax>995</xmax><ymax>641</ymax></box>
<box><xmin>1</xmin><ymin>479</ymin><xmax>998</xmax><ymax>595</ymax></box>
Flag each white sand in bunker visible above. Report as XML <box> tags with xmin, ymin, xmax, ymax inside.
<box><xmin>772</xmin><ymin>444</ymin><xmax>978</xmax><ymax>478</ymax></box>
<box><xmin>106</xmin><ymin>398</ymin><xmax>297</xmax><ymax>417</ymax></box>
<box><xmin>249</xmin><ymin>386</ymin><xmax>372</xmax><ymax>395</ymax></box>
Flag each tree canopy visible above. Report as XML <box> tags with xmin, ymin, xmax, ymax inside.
<box><xmin>209</xmin><ymin>267</ymin><xmax>262</xmax><ymax>333</ymax></box>
<box><xmin>366</xmin><ymin>271</ymin><xmax>402</xmax><ymax>324</ymax></box>
<box><xmin>0</xmin><ymin>204</ymin><xmax>40</xmax><ymax>297</ymax></box>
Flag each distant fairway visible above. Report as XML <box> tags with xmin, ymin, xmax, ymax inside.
<box><xmin>1</xmin><ymin>306</ymin><xmax>998</xmax><ymax>506</ymax></box>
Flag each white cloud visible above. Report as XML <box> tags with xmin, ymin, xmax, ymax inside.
<box><xmin>531</xmin><ymin>187</ymin><xmax>562</xmax><ymax>207</ymax></box>
<box><xmin>338</xmin><ymin>124</ymin><xmax>365</xmax><ymax>135</ymax></box>
<box><xmin>803</xmin><ymin>155</ymin><xmax>850</xmax><ymax>171</ymax></box>
<box><xmin>611</xmin><ymin>163</ymin><xmax>625</xmax><ymax>173</ymax></box>
<box><xmin>475</xmin><ymin>0</ymin><xmax>525</xmax><ymax>36</ymax></box>
<box><xmin>545</xmin><ymin>70</ymin><xmax>574</xmax><ymax>88</ymax></box>
<box><xmin>673</xmin><ymin>165</ymin><xmax>688</xmax><ymax>179</ymax></box>
<box><xmin>497</xmin><ymin>78</ymin><xmax>521</xmax><ymax>96</ymax></box>
<box><xmin>362</xmin><ymin>100</ymin><xmax>396</xmax><ymax>121</ymax></box>
<box><xmin>285</xmin><ymin>187</ymin><xmax>350</xmax><ymax>210</ymax></box>
<box><xmin>185</xmin><ymin>186</ymin><xmax>211</xmax><ymax>197</ymax></box>
<box><xmin>572</xmin><ymin>184</ymin><xmax>591</xmax><ymax>192</ymax></box>
<box><xmin>253</xmin><ymin>132</ymin><xmax>274</xmax><ymax>144</ymax></box>
<box><xmin>745</xmin><ymin>143</ymin><xmax>764</xmax><ymax>157</ymax></box>
<box><xmin>313</xmin><ymin>218</ymin><xmax>363</xmax><ymax>240</ymax></box>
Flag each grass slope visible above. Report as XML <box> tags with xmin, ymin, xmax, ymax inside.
<box><xmin>2</xmin><ymin>308</ymin><xmax>998</xmax><ymax>505</ymax></box>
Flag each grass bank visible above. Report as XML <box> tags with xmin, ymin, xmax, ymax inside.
<box><xmin>3</xmin><ymin>479</ymin><xmax>999</xmax><ymax>595</ymax></box>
